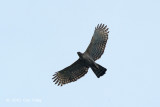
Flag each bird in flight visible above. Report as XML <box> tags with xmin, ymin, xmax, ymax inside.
<box><xmin>52</xmin><ymin>24</ymin><xmax>109</xmax><ymax>86</ymax></box>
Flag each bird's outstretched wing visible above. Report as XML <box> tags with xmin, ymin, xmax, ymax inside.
<box><xmin>84</xmin><ymin>24</ymin><xmax>109</xmax><ymax>61</ymax></box>
<box><xmin>52</xmin><ymin>59</ymin><xmax>89</xmax><ymax>86</ymax></box>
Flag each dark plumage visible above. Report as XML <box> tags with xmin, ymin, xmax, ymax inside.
<box><xmin>52</xmin><ymin>24</ymin><xmax>109</xmax><ymax>86</ymax></box>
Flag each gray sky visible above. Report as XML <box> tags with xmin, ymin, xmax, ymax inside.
<box><xmin>0</xmin><ymin>0</ymin><xmax>160</xmax><ymax>107</ymax></box>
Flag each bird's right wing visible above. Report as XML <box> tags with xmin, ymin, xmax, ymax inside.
<box><xmin>52</xmin><ymin>59</ymin><xmax>89</xmax><ymax>86</ymax></box>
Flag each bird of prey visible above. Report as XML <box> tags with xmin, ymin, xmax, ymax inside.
<box><xmin>52</xmin><ymin>24</ymin><xmax>109</xmax><ymax>86</ymax></box>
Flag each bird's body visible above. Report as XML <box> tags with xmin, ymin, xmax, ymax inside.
<box><xmin>77</xmin><ymin>52</ymin><xmax>95</xmax><ymax>67</ymax></box>
<box><xmin>77</xmin><ymin>52</ymin><xmax>106</xmax><ymax>78</ymax></box>
<box><xmin>52</xmin><ymin>24</ymin><xmax>109</xmax><ymax>86</ymax></box>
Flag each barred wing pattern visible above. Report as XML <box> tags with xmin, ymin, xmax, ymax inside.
<box><xmin>85</xmin><ymin>24</ymin><xmax>109</xmax><ymax>61</ymax></box>
<box><xmin>52</xmin><ymin>59</ymin><xmax>89</xmax><ymax>86</ymax></box>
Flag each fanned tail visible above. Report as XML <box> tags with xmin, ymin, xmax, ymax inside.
<box><xmin>91</xmin><ymin>64</ymin><xmax>107</xmax><ymax>78</ymax></box>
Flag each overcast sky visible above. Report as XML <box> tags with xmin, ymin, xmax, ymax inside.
<box><xmin>0</xmin><ymin>0</ymin><xmax>160</xmax><ymax>107</ymax></box>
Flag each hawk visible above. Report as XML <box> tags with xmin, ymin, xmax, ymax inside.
<box><xmin>52</xmin><ymin>24</ymin><xmax>109</xmax><ymax>86</ymax></box>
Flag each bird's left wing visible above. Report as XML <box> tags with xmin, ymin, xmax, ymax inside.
<box><xmin>84</xmin><ymin>24</ymin><xmax>109</xmax><ymax>61</ymax></box>
<box><xmin>52</xmin><ymin>59</ymin><xmax>89</xmax><ymax>86</ymax></box>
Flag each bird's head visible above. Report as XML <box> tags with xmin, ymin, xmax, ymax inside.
<box><xmin>77</xmin><ymin>52</ymin><xmax>83</xmax><ymax>58</ymax></box>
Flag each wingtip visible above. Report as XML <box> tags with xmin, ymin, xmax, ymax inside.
<box><xmin>97</xmin><ymin>24</ymin><xmax>108</xmax><ymax>29</ymax></box>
